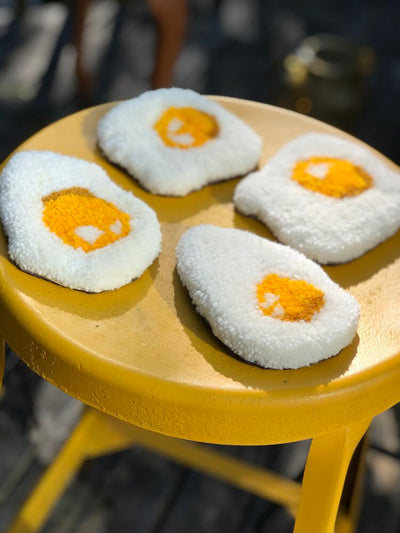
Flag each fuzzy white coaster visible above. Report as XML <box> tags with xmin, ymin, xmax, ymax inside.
<box><xmin>0</xmin><ymin>151</ymin><xmax>161</xmax><ymax>292</ymax></box>
<box><xmin>98</xmin><ymin>88</ymin><xmax>262</xmax><ymax>196</ymax></box>
<box><xmin>234</xmin><ymin>133</ymin><xmax>400</xmax><ymax>264</ymax></box>
<box><xmin>176</xmin><ymin>225</ymin><xmax>359</xmax><ymax>369</ymax></box>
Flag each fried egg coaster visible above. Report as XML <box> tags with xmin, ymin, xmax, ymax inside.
<box><xmin>97</xmin><ymin>88</ymin><xmax>262</xmax><ymax>196</ymax></box>
<box><xmin>0</xmin><ymin>151</ymin><xmax>161</xmax><ymax>292</ymax></box>
<box><xmin>176</xmin><ymin>225</ymin><xmax>359</xmax><ymax>369</ymax></box>
<box><xmin>234</xmin><ymin>133</ymin><xmax>400</xmax><ymax>264</ymax></box>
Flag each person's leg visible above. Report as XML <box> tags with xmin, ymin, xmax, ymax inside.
<box><xmin>72</xmin><ymin>0</ymin><xmax>93</xmax><ymax>101</ymax></box>
<box><xmin>147</xmin><ymin>0</ymin><xmax>188</xmax><ymax>89</ymax></box>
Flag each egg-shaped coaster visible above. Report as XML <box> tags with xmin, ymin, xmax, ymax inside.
<box><xmin>234</xmin><ymin>133</ymin><xmax>400</xmax><ymax>264</ymax></box>
<box><xmin>176</xmin><ymin>225</ymin><xmax>359</xmax><ymax>369</ymax></box>
<box><xmin>0</xmin><ymin>151</ymin><xmax>161</xmax><ymax>292</ymax></box>
<box><xmin>98</xmin><ymin>88</ymin><xmax>262</xmax><ymax>196</ymax></box>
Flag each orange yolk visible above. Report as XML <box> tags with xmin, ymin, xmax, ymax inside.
<box><xmin>257</xmin><ymin>274</ymin><xmax>325</xmax><ymax>322</ymax></box>
<box><xmin>42</xmin><ymin>187</ymin><xmax>131</xmax><ymax>253</ymax></box>
<box><xmin>154</xmin><ymin>107</ymin><xmax>219</xmax><ymax>149</ymax></box>
<box><xmin>292</xmin><ymin>156</ymin><xmax>373</xmax><ymax>198</ymax></box>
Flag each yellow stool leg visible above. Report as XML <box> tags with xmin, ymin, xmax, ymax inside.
<box><xmin>293</xmin><ymin>418</ymin><xmax>371</xmax><ymax>533</ymax></box>
<box><xmin>122</xmin><ymin>420</ymin><xmax>301</xmax><ymax>509</ymax></box>
<box><xmin>9</xmin><ymin>406</ymin><xmax>302</xmax><ymax>532</ymax></box>
<box><xmin>7</xmin><ymin>408</ymin><xmax>140</xmax><ymax>533</ymax></box>
<box><xmin>336</xmin><ymin>431</ymin><xmax>369</xmax><ymax>533</ymax></box>
<box><xmin>9</xmin><ymin>405</ymin><xmax>370</xmax><ymax>533</ymax></box>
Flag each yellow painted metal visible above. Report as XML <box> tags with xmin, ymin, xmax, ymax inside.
<box><xmin>338</xmin><ymin>431</ymin><xmax>370</xmax><ymax>533</ymax></box>
<box><xmin>111</xmin><ymin>417</ymin><xmax>302</xmax><ymax>508</ymax></box>
<box><xmin>0</xmin><ymin>98</ymin><xmax>399</xmax><ymax>445</ymax></box>
<box><xmin>7</xmin><ymin>406</ymin><xmax>368</xmax><ymax>532</ymax></box>
<box><xmin>8</xmin><ymin>409</ymin><xmax>140</xmax><ymax>533</ymax></box>
<box><xmin>294</xmin><ymin>418</ymin><xmax>370</xmax><ymax>533</ymax></box>
<box><xmin>8</xmin><ymin>407</ymin><xmax>302</xmax><ymax>533</ymax></box>
<box><xmin>335</xmin><ymin>512</ymin><xmax>354</xmax><ymax>533</ymax></box>
<box><xmin>1</xmin><ymin>98</ymin><xmax>396</xmax><ymax>532</ymax></box>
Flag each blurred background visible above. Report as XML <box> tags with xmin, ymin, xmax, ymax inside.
<box><xmin>0</xmin><ymin>0</ymin><xmax>399</xmax><ymax>162</ymax></box>
<box><xmin>0</xmin><ymin>0</ymin><xmax>399</xmax><ymax>532</ymax></box>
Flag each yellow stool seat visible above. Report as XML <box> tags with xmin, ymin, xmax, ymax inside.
<box><xmin>1</xmin><ymin>98</ymin><xmax>400</xmax><ymax>532</ymax></box>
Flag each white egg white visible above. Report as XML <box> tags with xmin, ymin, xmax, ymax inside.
<box><xmin>234</xmin><ymin>133</ymin><xmax>400</xmax><ymax>264</ymax></box>
<box><xmin>176</xmin><ymin>225</ymin><xmax>359</xmax><ymax>369</ymax></box>
<box><xmin>0</xmin><ymin>150</ymin><xmax>161</xmax><ymax>292</ymax></box>
<box><xmin>97</xmin><ymin>88</ymin><xmax>262</xmax><ymax>196</ymax></box>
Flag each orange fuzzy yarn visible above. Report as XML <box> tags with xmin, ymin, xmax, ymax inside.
<box><xmin>257</xmin><ymin>274</ymin><xmax>325</xmax><ymax>322</ymax></box>
<box><xmin>292</xmin><ymin>156</ymin><xmax>372</xmax><ymax>198</ymax></box>
<box><xmin>42</xmin><ymin>187</ymin><xmax>131</xmax><ymax>253</ymax></box>
<box><xmin>154</xmin><ymin>107</ymin><xmax>219</xmax><ymax>148</ymax></box>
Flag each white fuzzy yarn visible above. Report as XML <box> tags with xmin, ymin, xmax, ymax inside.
<box><xmin>176</xmin><ymin>225</ymin><xmax>359</xmax><ymax>369</ymax></box>
<box><xmin>234</xmin><ymin>133</ymin><xmax>400</xmax><ymax>264</ymax></box>
<box><xmin>0</xmin><ymin>151</ymin><xmax>161</xmax><ymax>292</ymax></box>
<box><xmin>98</xmin><ymin>88</ymin><xmax>262</xmax><ymax>196</ymax></box>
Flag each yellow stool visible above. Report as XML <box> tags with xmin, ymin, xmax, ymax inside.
<box><xmin>1</xmin><ymin>99</ymin><xmax>400</xmax><ymax>533</ymax></box>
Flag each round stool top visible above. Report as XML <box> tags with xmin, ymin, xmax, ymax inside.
<box><xmin>1</xmin><ymin>98</ymin><xmax>400</xmax><ymax>445</ymax></box>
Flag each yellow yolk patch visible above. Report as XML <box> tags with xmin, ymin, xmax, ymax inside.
<box><xmin>257</xmin><ymin>274</ymin><xmax>325</xmax><ymax>322</ymax></box>
<box><xmin>154</xmin><ymin>107</ymin><xmax>219</xmax><ymax>149</ymax></box>
<box><xmin>292</xmin><ymin>156</ymin><xmax>373</xmax><ymax>198</ymax></box>
<box><xmin>42</xmin><ymin>187</ymin><xmax>131</xmax><ymax>252</ymax></box>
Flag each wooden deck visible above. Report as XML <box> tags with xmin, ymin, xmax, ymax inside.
<box><xmin>0</xmin><ymin>1</ymin><xmax>399</xmax><ymax>531</ymax></box>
